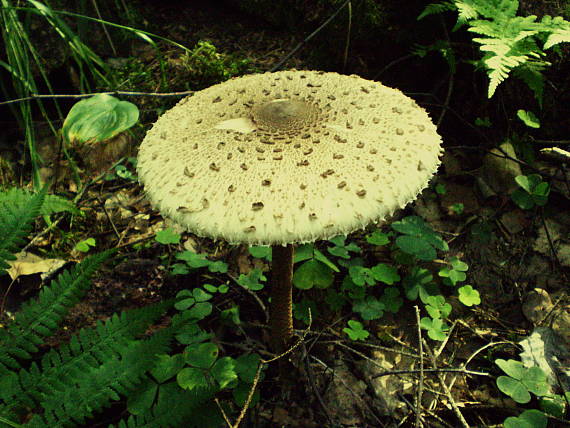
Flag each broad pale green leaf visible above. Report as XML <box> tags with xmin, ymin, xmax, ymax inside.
<box><xmin>496</xmin><ymin>359</ymin><xmax>525</xmax><ymax>380</ymax></box>
<box><xmin>504</xmin><ymin>409</ymin><xmax>547</xmax><ymax>428</ymax></box>
<box><xmin>396</xmin><ymin>235</ymin><xmax>436</xmax><ymax>261</ymax></box>
<box><xmin>497</xmin><ymin>376</ymin><xmax>531</xmax><ymax>403</ymax></box>
<box><xmin>63</xmin><ymin>94</ymin><xmax>139</xmax><ymax>143</ymax></box>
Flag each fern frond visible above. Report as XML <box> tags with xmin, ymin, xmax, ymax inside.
<box><xmin>0</xmin><ymin>187</ymin><xmax>78</xmax><ymax>217</ymax></box>
<box><xmin>540</xmin><ymin>15</ymin><xmax>570</xmax><ymax>49</ymax></box>
<box><xmin>417</xmin><ymin>1</ymin><xmax>455</xmax><ymax>21</ymax></box>
<box><xmin>0</xmin><ymin>187</ymin><xmax>46</xmax><ymax>274</ymax></box>
<box><xmin>34</xmin><ymin>329</ymin><xmax>175</xmax><ymax>427</ymax></box>
<box><xmin>0</xmin><ymin>250</ymin><xmax>114</xmax><ymax>369</ymax></box>
<box><xmin>2</xmin><ymin>301</ymin><xmax>172</xmax><ymax>411</ymax></box>
<box><xmin>513</xmin><ymin>60</ymin><xmax>548</xmax><ymax>104</ymax></box>
<box><xmin>109</xmin><ymin>382</ymin><xmax>219</xmax><ymax>428</ymax></box>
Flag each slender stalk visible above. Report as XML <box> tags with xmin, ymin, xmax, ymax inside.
<box><xmin>270</xmin><ymin>244</ymin><xmax>294</xmax><ymax>352</ymax></box>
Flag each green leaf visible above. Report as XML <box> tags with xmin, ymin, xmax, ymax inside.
<box><xmin>325</xmin><ymin>289</ymin><xmax>347</xmax><ymax>311</ymax></box>
<box><xmin>380</xmin><ymin>287</ymin><xmax>403</xmax><ymax>313</ymax></box>
<box><xmin>343</xmin><ymin>320</ymin><xmax>370</xmax><ymax>341</ymax></box>
<box><xmin>176</xmin><ymin>251</ymin><xmax>210</xmax><ymax>268</ymax></box>
<box><xmin>175</xmin><ymin>323</ymin><xmax>213</xmax><ymax>345</ymax></box>
<box><xmin>366</xmin><ymin>230</ymin><xmax>390</xmax><ymax>246</ymax></box>
<box><xmin>540</xmin><ymin>395</ymin><xmax>566</xmax><ymax>418</ymax></box>
<box><xmin>176</xmin><ymin>367</ymin><xmax>208</xmax><ymax>391</ymax></box>
<box><xmin>517</xmin><ymin>109</ymin><xmax>540</xmax><ymax>128</ymax></box>
<box><xmin>511</xmin><ymin>188</ymin><xmax>535</xmax><ymax>210</ymax></box>
<box><xmin>248</xmin><ymin>246</ymin><xmax>272</xmax><ymax>261</ymax></box>
<box><xmin>151</xmin><ymin>354</ymin><xmax>186</xmax><ymax>383</ymax></box>
<box><xmin>185</xmin><ymin>302</ymin><xmax>213</xmax><ymax>320</ymax></box>
<box><xmin>208</xmin><ymin>260</ymin><xmax>228</xmax><ymax>273</ymax></box>
<box><xmin>294</xmin><ymin>244</ymin><xmax>314</xmax><ymax>263</ymax></box>
<box><xmin>127</xmin><ymin>381</ymin><xmax>157</xmax><ymax>415</ymax></box>
<box><xmin>353</xmin><ymin>297</ymin><xmax>385</xmax><ymax>320</ymax></box>
<box><xmin>396</xmin><ymin>235</ymin><xmax>436</xmax><ymax>261</ymax></box>
<box><xmin>314</xmin><ymin>248</ymin><xmax>339</xmax><ymax>272</ymax></box>
<box><xmin>420</xmin><ymin>317</ymin><xmax>449</xmax><ymax>341</ymax></box>
<box><xmin>523</xmin><ymin>366</ymin><xmax>550</xmax><ymax>396</ymax></box>
<box><xmin>403</xmin><ymin>267</ymin><xmax>435</xmax><ymax>301</ymax></box>
<box><xmin>235</xmin><ymin>354</ymin><xmax>261</xmax><ymax>383</ymax></box>
<box><xmin>221</xmin><ymin>306</ymin><xmax>241</xmax><ymax>325</ymax></box>
<box><xmin>496</xmin><ymin>359</ymin><xmax>526</xmax><ymax>379</ymax></box>
<box><xmin>497</xmin><ymin>375</ymin><xmax>531</xmax><ymax>403</ymax></box>
<box><xmin>155</xmin><ymin>228</ymin><xmax>181</xmax><ymax>245</ymax></box>
<box><xmin>504</xmin><ymin>409</ymin><xmax>547</xmax><ymax>428</ymax></box>
<box><xmin>293</xmin><ymin>298</ymin><xmax>318</xmax><ymax>324</ymax></box>
<box><xmin>458</xmin><ymin>285</ymin><xmax>481</xmax><ymax>306</ymax></box>
<box><xmin>62</xmin><ymin>94</ymin><xmax>139</xmax><ymax>144</ymax></box>
<box><xmin>211</xmin><ymin>357</ymin><xmax>238</xmax><ymax>389</ymax></box>
<box><xmin>293</xmin><ymin>259</ymin><xmax>334</xmax><ymax>290</ymax></box>
<box><xmin>74</xmin><ymin>237</ymin><xmax>96</xmax><ymax>252</ymax></box>
<box><xmin>370</xmin><ymin>263</ymin><xmax>400</xmax><ymax>285</ymax></box>
<box><xmin>185</xmin><ymin>342</ymin><xmax>218</xmax><ymax>369</ymax></box>
<box><xmin>237</xmin><ymin>269</ymin><xmax>266</xmax><ymax>291</ymax></box>
<box><xmin>424</xmin><ymin>295</ymin><xmax>452</xmax><ymax>319</ymax></box>
<box><xmin>348</xmin><ymin>266</ymin><xmax>376</xmax><ymax>287</ymax></box>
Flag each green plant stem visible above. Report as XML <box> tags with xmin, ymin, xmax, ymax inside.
<box><xmin>270</xmin><ymin>244</ymin><xmax>294</xmax><ymax>352</ymax></box>
<box><xmin>0</xmin><ymin>416</ymin><xmax>22</xmax><ymax>428</ymax></box>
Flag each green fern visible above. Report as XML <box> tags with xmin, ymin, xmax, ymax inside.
<box><xmin>0</xmin><ymin>250</ymin><xmax>115</xmax><ymax>373</ymax></box>
<box><xmin>0</xmin><ymin>187</ymin><xmax>46</xmax><ymax>274</ymax></box>
<box><xmin>0</xmin><ymin>301</ymin><xmax>177</xmax><ymax>426</ymax></box>
<box><xmin>419</xmin><ymin>0</ymin><xmax>570</xmax><ymax>100</ymax></box>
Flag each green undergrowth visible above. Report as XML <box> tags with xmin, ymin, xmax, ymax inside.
<box><xmin>0</xmin><ymin>188</ymin><xmax>264</xmax><ymax>427</ymax></box>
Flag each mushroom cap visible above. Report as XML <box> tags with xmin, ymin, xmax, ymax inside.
<box><xmin>137</xmin><ymin>70</ymin><xmax>443</xmax><ymax>245</ymax></box>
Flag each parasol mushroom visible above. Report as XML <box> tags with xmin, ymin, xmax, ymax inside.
<box><xmin>137</xmin><ymin>70</ymin><xmax>443</xmax><ymax>352</ymax></box>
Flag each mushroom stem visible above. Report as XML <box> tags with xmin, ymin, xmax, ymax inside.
<box><xmin>270</xmin><ymin>244</ymin><xmax>294</xmax><ymax>352</ymax></box>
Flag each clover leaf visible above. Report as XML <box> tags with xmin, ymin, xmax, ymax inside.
<box><xmin>379</xmin><ymin>287</ymin><xmax>403</xmax><ymax>313</ymax></box>
<box><xmin>366</xmin><ymin>230</ymin><xmax>390</xmax><ymax>246</ymax></box>
<box><xmin>155</xmin><ymin>228</ymin><xmax>181</xmax><ymax>245</ymax></box>
<box><xmin>353</xmin><ymin>297</ymin><xmax>385</xmax><ymax>320</ymax></box>
<box><xmin>328</xmin><ymin>235</ymin><xmax>361</xmax><ymax>259</ymax></box>
<box><xmin>504</xmin><ymin>409</ymin><xmax>547</xmax><ymax>428</ymax></box>
<box><xmin>293</xmin><ymin>259</ymin><xmax>334</xmax><ymax>290</ymax></box>
<box><xmin>496</xmin><ymin>359</ymin><xmax>550</xmax><ymax>403</ymax></box>
<box><xmin>392</xmin><ymin>216</ymin><xmax>448</xmax><ymax>261</ymax></box>
<box><xmin>438</xmin><ymin>257</ymin><xmax>468</xmax><ymax>286</ymax></box>
<box><xmin>512</xmin><ymin>174</ymin><xmax>550</xmax><ymax>210</ymax></box>
<box><xmin>403</xmin><ymin>267</ymin><xmax>438</xmax><ymax>302</ymax></box>
<box><xmin>420</xmin><ymin>317</ymin><xmax>449</xmax><ymax>341</ymax></box>
<box><xmin>237</xmin><ymin>269</ymin><xmax>266</xmax><ymax>291</ymax></box>
<box><xmin>458</xmin><ymin>285</ymin><xmax>481</xmax><ymax>306</ymax></box>
<box><xmin>424</xmin><ymin>295</ymin><xmax>452</xmax><ymax>319</ymax></box>
<box><xmin>349</xmin><ymin>266</ymin><xmax>376</xmax><ymax>286</ymax></box>
<box><xmin>370</xmin><ymin>263</ymin><xmax>400</xmax><ymax>285</ymax></box>
<box><xmin>343</xmin><ymin>320</ymin><xmax>370</xmax><ymax>341</ymax></box>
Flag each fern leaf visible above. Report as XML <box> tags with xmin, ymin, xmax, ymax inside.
<box><xmin>0</xmin><ymin>186</ymin><xmax>46</xmax><ymax>274</ymax></box>
<box><xmin>540</xmin><ymin>16</ymin><xmax>570</xmax><ymax>49</ymax></box>
<box><xmin>0</xmin><ymin>187</ymin><xmax>78</xmax><ymax>217</ymax></box>
<box><xmin>513</xmin><ymin>61</ymin><xmax>547</xmax><ymax>104</ymax></box>
<box><xmin>4</xmin><ymin>301</ymin><xmax>172</xmax><ymax>411</ymax></box>
<box><xmin>34</xmin><ymin>326</ymin><xmax>176</xmax><ymax>427</ymax></box>
<box><xmin>109</xmin><ymin>382</ymin><xmax>219</xmax><ymax>428</ymax></box>
<box><xmin>0</xmin><ymin>250</ymin><xmax>114</xmax><ymax>368</ymax></box>
<box><xmin>417</xmin><ymin>1</ymin><xmax>455</xmax><ymax>20</ymax></box>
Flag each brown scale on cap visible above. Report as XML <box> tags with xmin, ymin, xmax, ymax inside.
<box><xmin>137</xmin><ymin>70</ymin><xmax>443</xmax><ymax>245</ymax></box>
